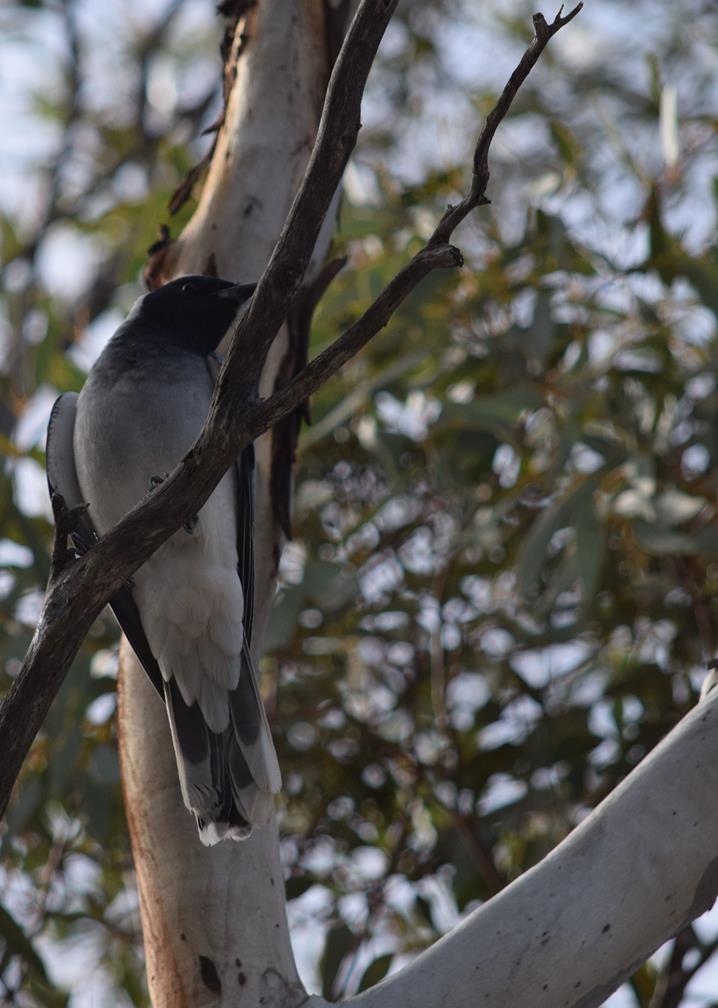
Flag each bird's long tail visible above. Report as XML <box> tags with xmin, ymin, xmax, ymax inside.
<box><xmin>163</xmin><ymin>644</ymin><xmax>281</xmax><ymax>845</ymax></box>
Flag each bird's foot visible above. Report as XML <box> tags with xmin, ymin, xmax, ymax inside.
<box><xmin>50</xmin><ymin>493</ymin><xmax>90</xmax><ymax>576</ymax></box>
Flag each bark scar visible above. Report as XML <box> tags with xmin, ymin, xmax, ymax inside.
<box><xmin>199</xmin><ymin>954</ymin><xmax>222</xmax><ymax>995</ymax></box>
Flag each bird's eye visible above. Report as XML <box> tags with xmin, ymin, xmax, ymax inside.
<box><xmin>181</xmin><ymin>281</ymin><xmax>198</xmax><ymax>294</ymax></box>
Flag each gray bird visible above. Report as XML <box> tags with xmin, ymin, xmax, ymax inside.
<box><xmin>46</xmin><ymin>274</ymin><xmax>281</xmax><ymax>845</ymax></box>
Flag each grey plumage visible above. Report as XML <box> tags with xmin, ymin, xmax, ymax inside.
<box><xmin>46</xmin><ymin>275</ymin><xmax>281</xmax><ymax>845</ymax></box>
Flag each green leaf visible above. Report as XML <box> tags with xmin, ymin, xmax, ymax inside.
<box><xmin>574</xmin><ymin>503</ymin><xmax>605</xmax><ymax>605</ymax></box>
<box><xmin>89</xmin><ymin>744</ymin><xmax>120</xmax><ymax>784</ymax></box>
<box><xmin>320</xmin><ymin>923</ymin><xmax>355</xmax><ymax>1000</ymax></box>
<box><xmin>0</xmin><ymin>902</ymin><xmax>49</xmax><ymax>984</ymax></box>
<box><xmin>7</xmin><ymin>775</ymin><xmax>42</xmax><ymax>836</ymax></box>
<box><xmin>442</xmin><ymin>384</ymin><xmax>543</xmax><ymax>436</ymax></box>
<box><xmin>284</xmin><ymin>875</ymin><xmax>314</xmax><ymax>900</ymax></box>
<box><xmin>24</xmin><ymin>976</ymin><xmax>69</xmax><ymax>1008</ymax></box>
<box><xmin>357</xmin><ymin>953</ymin><xmax>393</xmax><ymax>993</ymax></box>
<box><xmin>549</xmin><ymin>119</ymin><xmax>582</xmax><ymax>171</ymax></box>
<box><xmin>265</xmin><ymin>588</ymin><xmax>304</xmax><ymax>652</ymax></box>
<box><xmin>529</xmin><ymin>291</ymin><xmax>556</xmax><ymax>368</ymax></box>
<box><xmin>49</xmin><ymin>728</ymin><xmax>84</xmax><ymax>795</ymax></box>
<box><xmin>304</xmin><ymin>559</ymin><xmax>358</xmax><ymax>612</ymax></box>
<box><xmin>517</xmin><ymin>476</ymin><xmax>601</xmax><ymax>600</ymax></box>
<box><xmin>629</xmin><ymin>959</ymin><xmax>658</xmax><ymax>1007</ymax></box>
<box><xmin>634</xmin><ymin>523</ymin><xmax>697</xmax><ymax>557</ymax></box>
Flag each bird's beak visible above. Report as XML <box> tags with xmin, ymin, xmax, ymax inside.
<box><xmin>215</xmin><ymin>282</ymin><xmax>257</xmax><ymax>304</ymax></box>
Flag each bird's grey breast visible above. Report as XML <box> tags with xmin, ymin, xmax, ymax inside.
<box><xmin>74</xmin><ymin>336</ymin><xmax>213</xmax><ymax>533</ymax></box>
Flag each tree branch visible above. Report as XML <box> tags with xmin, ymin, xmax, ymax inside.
<box><xmin>244</xmin><ymin>243</ymin><xmax>463</xmax><ymax>439</ymax></box>
<box><xmin>220</xmin><ymin>0</ymin><xmax>401</xmax><ymax>388</ymax></box>
<box><xmin>303</xmin><ymin>691</ymin><xmax>718</xmax><ymax>1008</ymax></box>
<box><xmin>0</xmin><ymin>2</ymin><xmax>580</xmax><ymax>818</ymax></box>
<box><xmin>430</xmin><ymin>2</ymin><xmax>583</xmax><ymax>245</ymax></box>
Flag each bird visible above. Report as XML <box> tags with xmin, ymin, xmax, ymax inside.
<box><xmin>45</xmin><ymin>274</ymin><xmax>281</xmax><ymax>845</ymax></box>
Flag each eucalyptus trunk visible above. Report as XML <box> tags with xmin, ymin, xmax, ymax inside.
<box><xmin>117</xmin><ymin>4</ymin><xmax>344</xmax><ymax>1004</ymax></box>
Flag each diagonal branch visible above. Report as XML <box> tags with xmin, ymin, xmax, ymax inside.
<box><xmin>330</xmin><ymin>691</ymin><xmax>718</xmax><ymax>1008</ymax></box>
<box><xmin>245</xmin><ymin>243</ymin><xmax>463</xmax><ymax>439</ymax></box>
<box><xmin>0</xmin><ymin>2</ymin><xmax>581</xmax><ymax>819</ymax></box>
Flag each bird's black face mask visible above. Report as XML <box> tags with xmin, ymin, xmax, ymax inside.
<box><xmin>137</xmin><ymin>274</ymin><xmax>257</xmax><ymax>355</ymax></box>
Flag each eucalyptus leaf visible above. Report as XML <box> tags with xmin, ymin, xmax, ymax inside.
<box><xmin>320</xmin><ymin>923</ymin><xmax>355</xmax><ymax>999</ymax></box>
<box><xmin>357</xmin><ymin>953</ymin><xmax>393</xmax><ymax>992</ymax></box>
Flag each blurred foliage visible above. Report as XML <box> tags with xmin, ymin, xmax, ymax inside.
<box><xmin>1</xmin><ymin>0</ymin><xmax>718</xmax><ymax>1005</ymax></box>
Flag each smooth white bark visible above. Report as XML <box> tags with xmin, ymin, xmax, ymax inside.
<box><xmin>303</xmin><ymin>690</ymin><xmax>718</xmax><ymax>1008</ymax></box>
<box><xmin>118</xmin><ymin>3</ymin><xmax>339</xmax><ymax>1005</ymax></box>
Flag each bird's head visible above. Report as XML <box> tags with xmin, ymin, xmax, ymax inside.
<box><xmin>134</xmin><ymin>274</ymin><xmax>257</xmax><ymax>355</ymax></box>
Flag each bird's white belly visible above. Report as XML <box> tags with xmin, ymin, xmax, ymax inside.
<box><xmin>73</xmin><ymin>355</ymin><xmax>244</xmax><ymax>731</ymax></box>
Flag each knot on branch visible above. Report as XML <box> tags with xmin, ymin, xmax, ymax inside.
<box><xmin>420</xmin><ymin>243</ymin><xmax>464</xmax><ymax>269</ymax></box>
<box><xmin>447</xmin><ymin>244</ymin><xmax>464</xmax><ymax>268</ymax></box>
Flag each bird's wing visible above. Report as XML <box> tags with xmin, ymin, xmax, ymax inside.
<box><xmin>46</xmin><ymin>393</ymin><xmax>95</xmax><ymax>552</ymax></box>
<box><xmin>205</xmin><ymin>351</ymin><xmax>256</xmax><ymax>644</ymax></box>
<box><xmin>228</xmin><ymin>634</ymin><xmax>282</xmax><ymax>794</ymax></box>
<box><xmin>45</xmin><ymin>394</ymin><xmax>164</xmax><ymax>699</ymax></box>
<box><xmin>204</xmin><ymin>355</ymin><xmax>280</xmax><ymax>796</ymax></box>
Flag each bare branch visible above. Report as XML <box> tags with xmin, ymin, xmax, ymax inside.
<box><xmin>245</xmin><ymin>243</ymin><xmax>463</xmax><ymax>440</ymax></box>
<box><xmin>241</xmin><ymin>3</ymin><xmax>585</xmax><ymax>447</ymax></box>
<box><xmin>430</xmin><ymin>1</ymin><xmax>583</xmax><ymax>245</ymax></box>
<box><xmin>331</xmin><ymin>693</ymin><xmax>718</xmax><ymax>1008</ymax></box>
<box><xmin>0</xmin><ymin>3</ymin><xmax>581</xmax><ymax>818</ymax></box>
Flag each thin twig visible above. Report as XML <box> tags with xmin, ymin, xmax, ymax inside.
<box><xmin>430</xmin><ymin>3</ymin><xmax>582</xmax><ymax>246</ymax></box>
